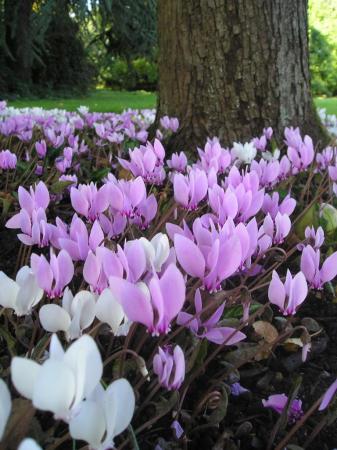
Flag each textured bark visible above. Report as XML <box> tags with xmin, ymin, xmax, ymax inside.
<box><xmin>156</xmin><ymin>0</ymin><xmax>328</xmax><ymax>152</ymax></box>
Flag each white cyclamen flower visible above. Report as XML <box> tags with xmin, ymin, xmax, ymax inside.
<box><xmin>95</xmin><ymin>288</ymin><xmax>126</xmax><ymax>335</ymax></box>
<box><xmin>262</xmin><ymin>148</ymin><xmax>281</xmax><ymax>161</ymax></box>
<box><xmin>0</xmin><ymin>379</ymin><xmax>11</xmax><ymax>440</ymax></box>
<box><xmin>139</xmin><ymin>233</ymin><xmax>170</xmax><ymax>272</ymax></box>
<box><xmin>39</xmin><ymin>288</ymin><xmax>96</xmax><ymax>340</ymax></box>
<box><xmin>18</xmin><ymin>438</ymin><xmax>42</xmax><ymax>450</ymax></box>
<box><xmin>232</xmin><ymin>142</ymin><xmax>257</xmax><ymax>164</ymax></box>
<box><xmin>69</xmin><ymin>378</ymin><xmax>135</xmax><ymax>450</ymax></box>
<box><xmin>11</xmin><ymin>334</ymin><xmax>102</xmax><ymax>421</ymax></box>
<box><xmin>0</xmin><ymin>266</ymin><xmax>43</xmax><ymax>316</ymax></box>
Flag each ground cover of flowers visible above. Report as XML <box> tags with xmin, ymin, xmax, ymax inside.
<box><xmin>1</xmin><ymin>101</ymin><xmax>337</xmax><ymax>449</ymax></box>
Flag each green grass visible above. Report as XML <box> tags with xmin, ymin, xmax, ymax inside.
<box><xmin>8</xmin><ymin>89</ymin><xmax>337</xmax><ymax>116</ymax></box>
<box><xmin>8</xmin><ymin>89</ymin><xmax>157</xmax><ymax>113</ymax></box>
<box><xmin>314</xmin><ymin>97</ymin><xmax>337</xmax><ymax>115</ymax></box>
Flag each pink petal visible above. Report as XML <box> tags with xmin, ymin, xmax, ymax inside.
<box><xmin>174</xmin><ymin>234</ymin><xmax>205</xmax><ymax>278</ymax></box>
<box><xmin>321</xmin><ymin>252</ymin><xmax>337</xmax><ymax>284</ymax></box>
<box><xmin>109</xmin><ymin>276</ymin><xmax>153</xmax><ymax>330</ymax></box>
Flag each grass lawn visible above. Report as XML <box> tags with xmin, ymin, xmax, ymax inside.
<box><xmin>7</xmin><ymin>89</ymin><xmax>337</xmax><ymax>116</ymax></box>
<box><xmin>314</xmin><ymin>97</ymin><xmax>337</xmax><ymax>115</ymax></box>
<box><xmin>8</xmin><ymin>89</ymin><xmax>157</xmax><ymax>113</ymax></box>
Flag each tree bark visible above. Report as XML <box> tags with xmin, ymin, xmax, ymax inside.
<box><xmin>156</xmin><ymin>0</ymin><xmax>328</xmax><ymax>152</ymax></box>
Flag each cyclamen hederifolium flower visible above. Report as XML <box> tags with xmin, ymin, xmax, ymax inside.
<box><xmin>300</xmin><ymin>245</ymin><xmax>337</xmax><ymax>289</ymax></box>
<box><xmin>262</xmin><ymin>394</ymin><xmax>303</xmax><ymax>423</ymax></box>
<box><xmin>170</xmin><ymin>217</ymin><xmax>258</xmax><ymax>292</ymax></box>
<box><xmin>6</xmin><ymin>181</ymin><xmax>52</xmax><ymax>247</ymax></box>
<box><xmin>31</xmin><ymin>249</ymin><xmax>74</xmax><ymax>298</ymax></box>
<box><xmin>231</xmin><ymin>141</ymin><xmax>257</xmax><ymax>165</ymax></box>
<box><xmin>285</xmin><ymin>127</ymin><xmax>314</xmax><ymax>173</ymax></box>
<box><xmin>177</xmin><ymin>289</ymin><xmax>246</xmax><ymax>345</ymax></box>
<box><xmin>18</xmin><ymin>439</ymin><xmax>42</xmax><ymax>450</ymax></box>
<box><xmin>153</xmin><ymin>345</ymin><xmax>185</xmax><ymax>390</ymax></box>
<box><xmin>173</xmin><ymin>168</ymin><xmax>208</xmax><ymax>210</ymax></box>
<box><xmin>0</xmin><ymin>266</ymin><xmax>43</xmax><ymax>316</ymax></box>
<box><xmin>109</xmin><ymin>263</ymin><xmax>186</xmax><ymax>335</ymax></box>
<box><xmin>0</xmin><ymin>149</ymin><xmax>17</xmax><ymax>169</ymax></box>
<box><xmin>11</xmin><ymin>334</ymin><xmax>135</xmax><ymax>450</ymax></box>
<box><xmin>39</xmin><ymin>288</ymin><xmax>96</xmax><ymax>340</ymax></box>
<box><xmin>118</xmin><ymin>139</ymin><xmax>166</xmax><ymax>184</ymax></box>
<box><xmin>268</xmin><ymin>270</ymin><xmax>308</xmax><ymax>316</ymax></box>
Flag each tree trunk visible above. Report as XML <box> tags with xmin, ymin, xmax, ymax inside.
<box><xmin>156</xmin><ymin>0</ymin><xmax>328</xmax><ymax>152</ymax></box>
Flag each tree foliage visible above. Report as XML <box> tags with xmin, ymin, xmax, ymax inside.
<box><xmin>309</xmin><ymin>0</ymin><xmax>337</xmax><ymax>96</ymax></box>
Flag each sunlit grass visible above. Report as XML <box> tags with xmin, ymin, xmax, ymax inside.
<box><xmin>315</xmin><ymin>97</ymin><xmax>337</xmax><ymax>115</ymax></box>
<box><xmin>8</xmin><ymin>90</ymin><xmax>337</xmax><ymax>116</ymax></box>
<box><xmin>8</xmin><ymin>89</ymin><xmax>157</xmax><ymax>113</ymax></box>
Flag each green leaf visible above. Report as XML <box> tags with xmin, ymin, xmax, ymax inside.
<box><xmin>295</xmin><ymin>203</ymin><xmax>320</xmax><ymax>239</ymax></box>
<box><xmin>91</xmin><ymin>167</ymin><xmax>111</xmax><ymax>182</ymax></box>
<box><xmin>224</xmin><ymin>303</ymin><xmax>261</xmax><ymax>319</ymax></box>
<box><xmin>50</xmin><ymin>180</ymin><xmax>73</xmax><ymax>194</ymax></box>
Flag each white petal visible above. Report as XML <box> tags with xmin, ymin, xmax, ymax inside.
<box><xmin>69</xmin><ymin>400</ymin><xmax>105</xmax><ymax>448</ymax></box>
<box><xmin>32</xmin><ymin>359</ymin><xmax>76</xmax><ymax>417</ymax></box>
<box><xmin>70</xmin><ymin>291</ymin><xmax>96</xmax><ymax>330</ymax></box>
<box><xmin>16</xmin><ymin>269</ymin><xmax>43</xmax><ymax>316</ymax></box>
<box><xmin>39</xmin><ymin>304</ymin><xmax>71</xmax><ymax>333</ymax></box>
<box><xmin>18</xmin><ymin>438</ymin><xmax>42</xmax><ymax>450</ymax></box>
<box><xmin>0</xmin><ymin>379</ymin><xmax>11</xmax><ymax>440</ymax></box>
<box><xmin>0</xmin><ymin>271</ymin><xmax>19</xmax><ymax>309</ymax></box>
<box><xmin>61</xmin><ymin>287</ymin><xmax>73</xmax><ymax>314</ymax></box>
<box><xmin>11</xmin><ymin>357</ymin><xmax>41</xmax><ymax>400</ymax></box>
<box><xmin>103</xmin><ymin>378</ymin><xmax>135</xmax><ymax>445</ymax></box>
<box><xmin>151</xmin><ymin>233</ymin><xmax>170</xmax><ymax>271</ymax></box>
<box><xmin>139</xmin><ymin>237</ymin><xmax>155</xmax><ymax>269</ymax></box>
<box><xmin>63</xmin><ymin>335</ymin><xmax>103</xmax><ymax>407</ymax></box>
<box><xmin>95</xmin><ymin>288</ymin><xmax>124</xmax><ymax>335</ymax></box>
<box><xmin>49</xmin><ymin>333</ymin><xmax>65</xmax><ymax>360</ymax></box>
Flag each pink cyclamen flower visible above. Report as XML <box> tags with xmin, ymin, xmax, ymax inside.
<box><xmin>0</xmin><ymin>150</ymin><xmax>17</xmax><ymax>169</ymax></box>
<box><xmin>58</xmin><ymin>217</ymin><xmax>104</xmax><ymax>261</ymax></box>
<box><xmin>173</xmin><ymin>168</ymin><xmax>208</xmax><ymax>210</ymax></box>
<box><xmin>252</xmin><ymin>135</ymin><xmax>267</xmax><ymax>151</ymax></box>
<box><xmin>268</xmin><ymin>270</ymin><xmax>308</xmax><ymax>315</ymax></box>
<box><xmin>153</xmin><ymin>345</ymin><xmax>185</xmax><ymax>390</ymax></box>
<box><xmin>286</xmin><ymin>128</ymin><xmax>314</xmax><ymax>172</ymax></box>
<box><xmin>35</xmin><ymin>140</ymin><xmax>47</xmax><ymax>158</ymax></box>
<box><xmin>263</xmin><ymin>127</ymin><xmax>273</xmax><ymax>140</ymax></box>
<box><xmin>70</xmin><ymin>183</ymin><xmax>109</xmax><ymax>222</ymax></box>
<box><xmin>167</xmin><ymin>152</ymin><xmax>188</xmax><ymax>172</ymax></box>
<box><xmin>177</xmin><ymin>289</ymin><xmax>246</xmax><ymax>345</ymax></box>
<box><xmin>173</xmin><ymin>219</ymin><xmax>242</xmax><ymax>292</ymax></box>
<box><xmin>316</xmin><ymin>147</ymin><xmax>334</xmax><ymax>171</ymax></box>
<box><xmin>262</xmin><ymin>192</ymin><xmax>296</xmax><ymax>219</ymax></box>
<box><xmin>109</xmin><ymin>264</ymin><xmax>185</xmax><ymax>335</ymax></box>
<box><xmin>83</xmin><ymin>247</ymin><xmax>123</xmax><ymax>293</ymax></box>
<box><xmin>262</xmin><ymin>394</ymin><xmax>303</xmax><ymax>422</ymax></box>
<box><xmin>197</xmin><ymin>139</ymin><xmax>231</xmax><ymax>174</ymax></box>
<box><xmin>305</xmin><ymin>226</ymin><xmax>324</xmax><ymax>250</ymax></box>
<box><xmin>8</xmin><ymin>181</ymin><xmax>49</xmax><ymax>218</ymax></box>
<box><xmin>118</xmin><ymin>139</ymin><xmax>166</xmax><ymax>185</ymax></box>
<box><xmin>31</xmin><ymin>250</ymin><xmax>74</xmax><ymax>298</ymax></box>
<box><xmin>300</xmin><ymin>245</ymin><xmax>337</xmax><ymax>289</ymax></box>
<box><xmin>160</xmin><ymin>116</ymin><xmax>179</xmax><ymax>132</ymax></box>
<box><xmin>262</xmin><ymin>212</ymin><xmax>291</xmax><ymax>245</ymax></box>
